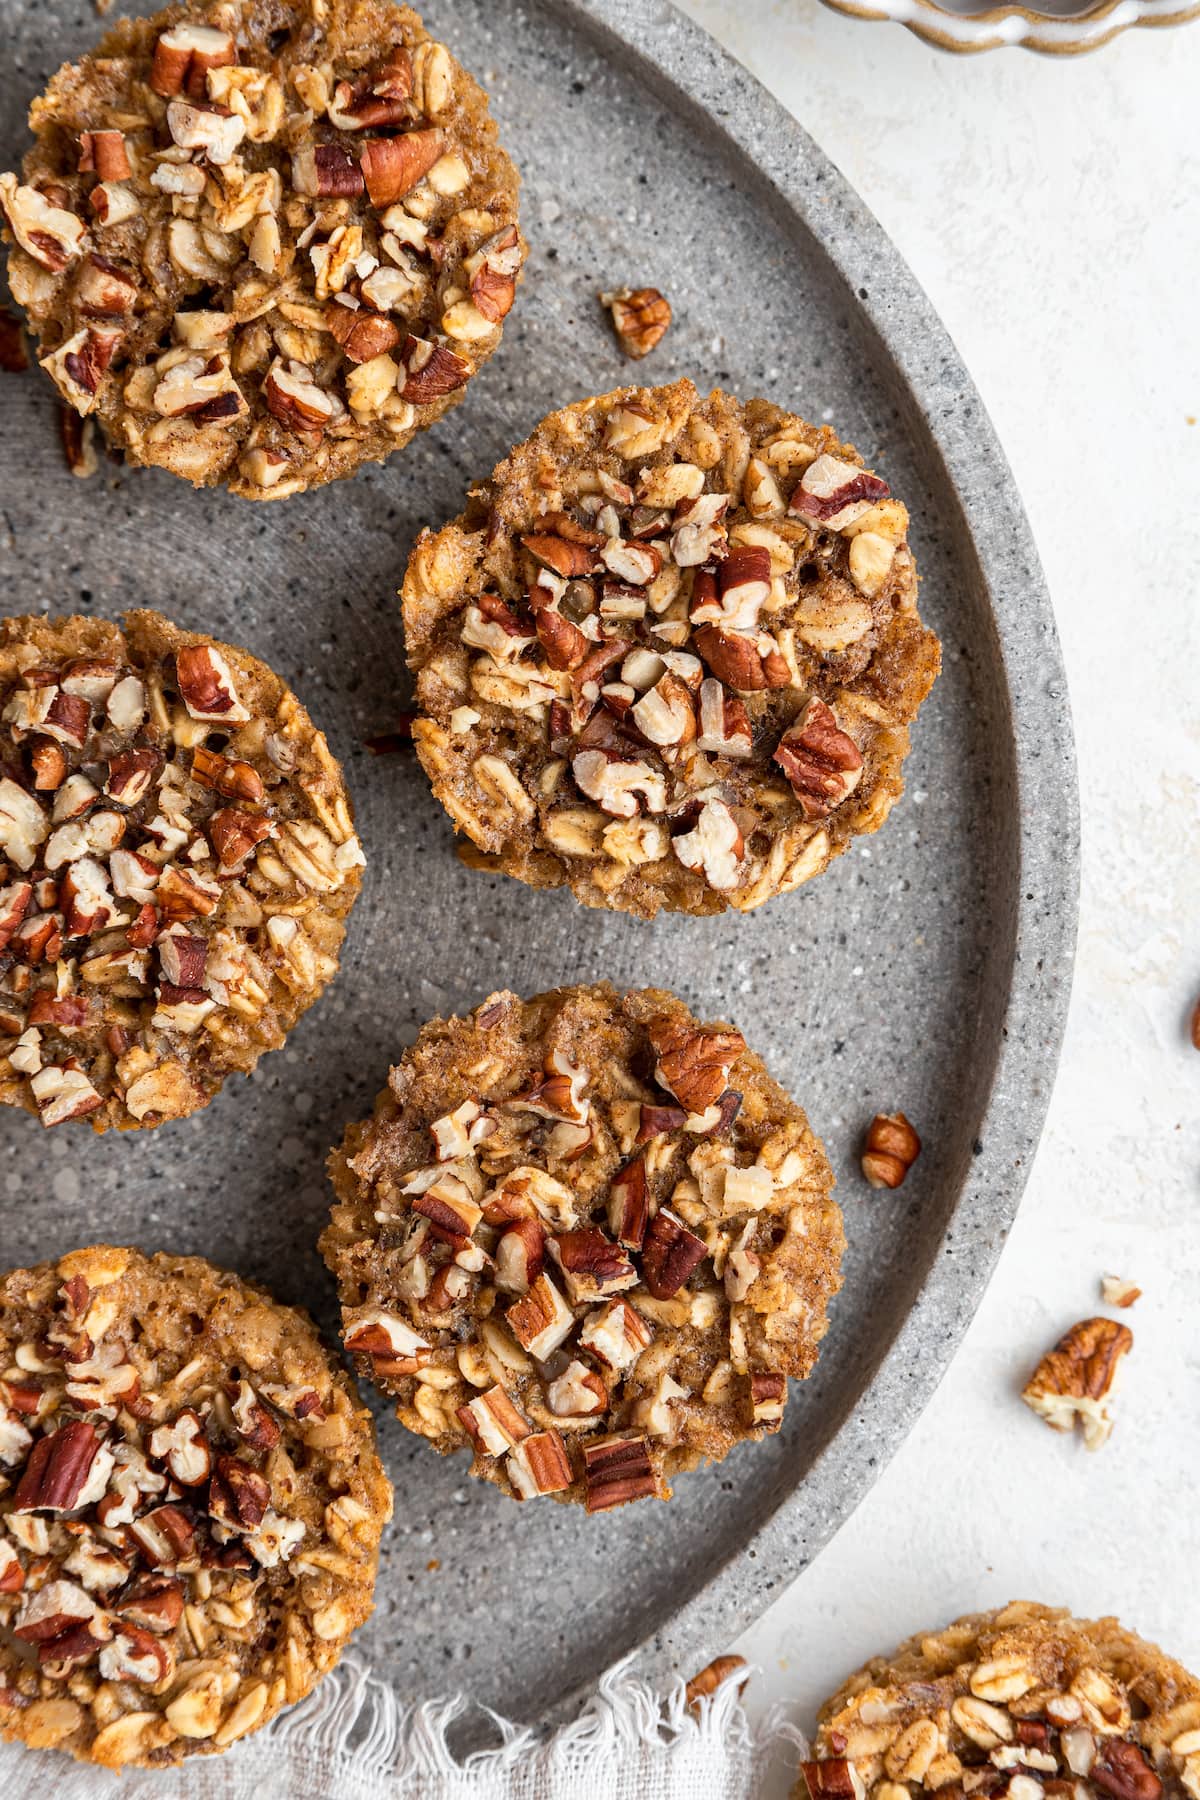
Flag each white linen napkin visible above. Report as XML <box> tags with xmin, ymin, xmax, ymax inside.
<box><xmin>0</xmin><ymin>1657</ymin><xmax>802</xmax><ymax>1797</ymax></box>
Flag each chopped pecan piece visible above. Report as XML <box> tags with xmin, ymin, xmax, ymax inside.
<box><xmin>398</xmin><ymin>334</ymin><xmax>470</xmax><ymax>403</ymax></box>
<box><xmin>583</xmin><ymin>1434</ymin><xmax>659</xmax><ymax>1512</ymax></box>
<box><xmin>1021</xmin><ymin>1317</ymin><xmax>1133</xmax><ymax>1450</ymax></box>
<box><xmin>507</xmin><ymin>1429</ymin><xmax>572</xmax><ymax>1500</ymax></box>
<box><xmin>800</xmin><ymin>1759</ymin><xmax>864</xmax><ymax>1800</ymax></box>
<box><xmin>641</xmin><ymin>1208</ymin><xmax>708</xmax><ymax>1299</ymax></box>
<box><xmin>577</xmin><ymin>1298</ymin><xmax>652</xmax><ymax>1375</ymax></box>
<box><xmin>636</xmin><ymin>1103</ymin><xmax>688</xmax><ymax>1142</ymax></box>
<box><xmin>684</xmin><ymin>1655</ymin><xmax>747</xmax><ymax>1713</ymax></box>
<box><xmin>672</xmin><ymin>797</ymin><xmax>744</xmax><ymax>891</ymax></box>
<box><xmin>546</xmin><ymin>1360</ymin><xmax>608</xmax><ymax>1418</ymax></box>
<box><xmin>209</xmin><ymin>1453</ymin><xmax>270</xmax><ymax>1529</ymax></box>
<box><xmin>548</xmin><ymin>1228</ymin><xmax>638</xmax><ymax>1304</ymax></box>
<box><xmin>790</xmin><ymin>453</ymin><xmax>889</xmax><ymax>527</ymax></box>
<box><xmin>78</xmin><ymin>130</ymin><xmax>132</xmax><ymax>183</ymax></box>
<box><xmin>601</xmin><ymin>286</ymin><xmax>671</xmax><ymax>359</ymax></box>
<box><xmin>326</xmin><ymin>300</ymin><xmax>402</xmax><ymax>365</ymax></box>
<box><xmin>607</xmin><ymin>1157</ymin><xmax>649</xmax><ymax>1250</ymax></box>
<box><xmin>861</xmin><ymin>1112</ymin><xmax>921</xmax><ymax>1189</ymax></box>
<box><xmin>470</xmin><ymin>225</ymin><xmax>522</xmax><ymax>322</ymax></box>
<box><xmin>494</xmin><ymin>1218</ymin><xmax>545</xmax><ymax>1293</ymax></box>
<box><xmin>457</xmin><ymin>1384</ymin><xmax>531</xmax><ymax>1455</ymax></box>
<box><xmin>747</xmin><ymin>1371</ymin><xmax>786</xmax><ymax>1429</ymax></box>
<box><xmin>147</xmin><ymin>1408</ymin><xmax>211</xmax><ymax>1483</ymax></box>
<box><xmin>293</xmin><ymin>143</ymin><xmax>366</xmax><ymax>199</ymax></box>
<box><xmin>208</xmin><ymin>806</ymin><xmax>274</xmax><ymax>870</ymax></box>
<box><xmin>344</xmin><ymin>1311</ymin><xmax>430</xmax><ymax>1376</ymax></box>
<box><xmin>773</xmin><ymin>698</ymin><xmax>863</xmax><ymax>820</ymax></box>
<box><xmin>263</xmin><ymin>360</ymin><xmax>335</xmax><ymax>434</ymax></box>
<box><xmin>1091</xmin><ymin>1740</ymin><xmax>1163</xmax><ymax>1800</ymax></box>
<box><xmin>175</xmin><ymin>644</ymin><xmax>250</xmax><ymax>724</ymax></box>
<box><xmin>190</xmin><ymin>746</ymin><xmax>264</xmax><ymax>803</ymax></box>
<box><xmin>648</xmin><ymin>1014</ymin><xmax>745</xmax><ymax>1114</ymax></box>
<box><xmin>522</xmin><ymin>532</ymin><xmax>600</xmax><ymax>579</ymax></box>
<box><xmin>505</xmin><ymin>1272</ymin><xmax>575</xmax><ymax>1359</ymax></box>
<box><xmin>116</xmin><ymin>1574</ymin><xmax>184</xmax><ymax>1633</ymax></box>
<box><xmin>12</xmin><ymin>1419</ymin><xmax>106</xmax><ymax>1512</ymax></box>
<box><xmin>694</xmin><ymin>625</ymin><xmax>789</xmax><ymax>693</ymax></box>
<box><xmin>359</xmin><ymin>129</ymin><xmax>444</xmax><ymax>205</ymax></box>
<box><xmin>149</xmin><ymin>23</ymin><xmax>234</xmax><ymax>100</ymax></box>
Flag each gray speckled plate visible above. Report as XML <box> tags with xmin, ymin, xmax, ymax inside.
<box><xmin>0</xmin><ymin>0</ymin><xmax>1077</xmax><ymax>1729</ymax></box>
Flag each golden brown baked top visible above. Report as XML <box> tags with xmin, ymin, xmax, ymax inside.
<box><xmin>403</xmin><ymin>380</ymin><xmax>940</xmax><ymax>918</ymax></box>
<box><xmin>322</xmin><ymin>982</ymin><xmax>843</xmax><ymax>1510</ymax></box>
<box><xmin>797</xmin><ymin>1603</ymin><xmax>1200</xmax><ymax>1800</ymax></box>
<box><xmin>0</xmin><ymin>0</ymin><xmax>524</xmax><ymax>497</ymax></box>
<box><xmin>0</xmin><ymin>610</ymin><xmax>362</xmax><ymax>1131</ymax></box>
<box><xmin>0</xmin><ymin>1245</ymin><xmax>391</xmax><ymax>1767</ymax></box>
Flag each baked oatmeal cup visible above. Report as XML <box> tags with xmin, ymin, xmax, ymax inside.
<box><xmin>0</xmin><ymin>0</ymin><xmax>524</xmax><ymax>498</ymax></box>
<box><xmin>796</xmin><ymin>1601</ymin><xmax>1200</xmax><ymax>1800</ymax></box>
<box><xmin>0</xmin><ymin>1245</ymin><xmax>391</xmax><ymax>1768</ymax></box>
<box><xmin>402</xmin><ymin>379</ymin><xmax>940</xmax><ymax>918</ymax></box>
<box><xmin>321</xmin><ymin>982</ymin><xmax>844</xmax><ymax>1511</ymax></box>
<box><xmin>0</xmin><ymin>610</ymin><xmax>363</xmax><ymax>1131</ymax></box>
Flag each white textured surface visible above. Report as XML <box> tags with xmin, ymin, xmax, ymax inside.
<box><xmin>671</xmin><ymin>4</ymin><xmax>1200</xmax><ymax>1788</ymax></box>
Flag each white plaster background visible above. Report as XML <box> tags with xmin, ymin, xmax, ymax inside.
<box><xmin>669</xmin><ymin>5</ymin><xmax>1200</xmax><ymax>1789</ymax></box>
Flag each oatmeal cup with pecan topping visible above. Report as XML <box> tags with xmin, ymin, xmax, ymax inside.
<box><xmin>402</xmin><ymin>379</ymin><xmax>941</xmax><ymax>918</ymax></box>
<box><xmin>796</xmin><ymin>1602</ymin><xmax>1200</xmax><ymax>1800</ymax></box>
<box><xmin>0</xmin><ymin>1244</ymin><xmax>391</xmax><ymax>1769</ymax></box>
<box><xmin>321</xmin><ymin>983</ymin><xmax>844</xmax><ymax>1511</ymax></box>
<box><xmin>0</xmin><ymin>610</ymin><xmax>363</xmax><ymax>1131</ymax></box>
<box><xmin>0</xmin><ymin>0</ymin><xmax>524</xmax><ymax>498</ymax></box>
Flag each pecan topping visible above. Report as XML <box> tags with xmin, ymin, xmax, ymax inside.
<box><xmin>647</xmin><ymin>1014</ymin><xmax>745</xmax><ymax>1114</ymax></box>
<box><xmin>397</xmin><ymin>334</ymin><xmax>470</xmax><ymax>403</ymax></box>
<box><xmin>790</xmin><ymin>453</ymin><xmax>889</xmax><ymax>525</ymax></box>
<box><xmin>800</xmin><ymin>1760</ymin><xmax>863</xmax><ymax>1800</ymax></box>
<box><xmin>0</xmin><ymin>1246</ymin><xmax>384</xmax><ymax>1750</ymax></box>
<box><xmin>583</xmin><ymin>1435</ymin><xmax>659</xmax><ymax>1512</ymax></box>
<box><xmin>773</xmin><ymin>699</ymin><xmax>864</xmax><ymax>820</ymax></box>
<box><xmin>209</xmin><ymin>1454</ymin><xmax>270</xmax><ymax>1529</ymax></box>
<box><xmin>641</xmin><ymin>1209</ymin><xmax>708</xmax><ymax>1300</ymax></box>
<box><xmin>12</xmin><ymin>1420</ymin><xmax>105</xmax><ymax>1512</ymax></box>
<box><xmin>78</xmin><ymin>131</ymin><xmax>131</xmax><ymax>183</ymax></box>
<box><xmin>323</xmin><ymin>984</ymin><xmax>839</xmax><ymax>1514</ymax></box>
<box><xmin>507</xmin><ymin>1429</ymin><xmax>572</xmax><ymax>1499</ymax></box>
<box><xmin>149</xmin><ymin>24</ymin><xmax>234</xmax><ymax>100</ymax></box>
<box><xmin>359</xmin><ymin>128</ymin><xmax>443</xmax><ymax>205</ymax></box>
<box><xmin>326</xmin><ymin>301</ymin><xmax>402</xmax><ymax>365</ymax></box>
<box><xmin>607</xmin><ymin>1157</ymin><xmax>649</xmax><ymax>1249</ymax></box>
<box><xmin>1092</xmin><ymin>1740</ymin><xmax>1163</xmax><ymax>1800</ymax></box>
<box><xmin>548</xmin><ymin>1228</ymin><xmax>637</xmax><ymax>1303</ymax></box>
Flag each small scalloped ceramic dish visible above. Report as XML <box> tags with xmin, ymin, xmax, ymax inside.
<box><xmin>818</xmin><ymin>0</ymin><xmax>1199</xmax><ymax>55</ymax></box>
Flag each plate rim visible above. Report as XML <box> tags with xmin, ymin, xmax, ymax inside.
<box><xmin>537</xmin><ymin>0</ymin><xmax>1081</xmax><ymax>1712</ymax></box>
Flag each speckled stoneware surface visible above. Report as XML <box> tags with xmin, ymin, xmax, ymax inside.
<box><xmin>0</xmin><ymin>0</ymin><xmax>1077</xmax><ymax>1729</ymax></box>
